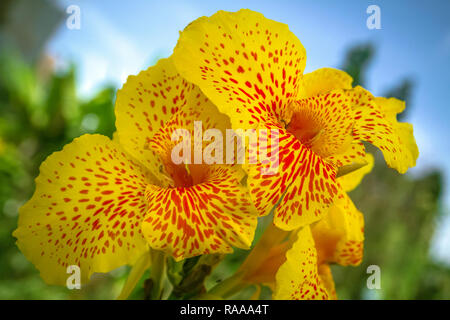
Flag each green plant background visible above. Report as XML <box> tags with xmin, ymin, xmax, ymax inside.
<box><xmin>0</xmin><ymin>1</ymin><xmax>448</xmax><ymax>300</ymax></box>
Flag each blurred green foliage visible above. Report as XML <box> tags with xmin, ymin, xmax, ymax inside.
<box><xmin>341</xmin><ymin>43</ymin><xmax>374</xmax><ymax>87</ymax></box>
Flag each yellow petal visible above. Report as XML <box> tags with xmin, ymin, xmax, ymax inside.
<box><xmin>246</xmin><ymin>120</ymin><xmax>339</xmax><ymax>230</ymax></box>
<box><xmin>142</xmin><ymin>165</ymin><xmax>258</xmax><ymax>261</ymax></box>
<box><xmin>327</xmin><ymin>141</ymin><xmax>367</xmax><ymax>169</ymax></box>
<box><xmin>13</xmin><ymin>135</ymin><xmax>152</xmax><ymax>285</ymax></box>
<box><xmin>273</xmin><ymin>226</ymin><xmax>330</xmax><ymax>300</ymax></box>
<box><xmin>298</xmin><ymin>67</ymin><xmax>353</xmax><ymax>99</ymax></box>
<box><xmin>318</xmin><ymin>264</ymin><xmax>337</xmax><ymax>300</ymax></box>
<box><xmin>173</xmin><ymin>9</ymin><xmax>306</xmax><ymax>129</ymax></box>
<box><xmin>131</xmin><ymin>82</ymin><xmax>258</xmax><ymax>260</ymax></box>
<box><xmin>350</xmin><ymin>87</ymin><xmax>418</xmax><ymax>174</ymax></box>
<box><xmin>243</xmin><ymin>241</ymin><xmax>289</xmax><ymax>285</ymax></box>
<box><xmin>312</xmin><ymin>189</ymin><xmax>364</xmax><ymax>266</ymax></box>
<box><xmin>289</xmin><ymin>89</ymin><xmax>354</xmax><ymax>158</ymax></box>
<box><xmin>148</xmin><ymin>88</ymin><xmax>232</xmax><ymax>172</ymax></box>
<box><xmin>376</xmin><ymin>96</ymin><xmax>405</xmax><ymax>116</ymax></box>
<box><xmin>115</xmin><ymin>57</ymin><xmax>203</xmax><ymax>179</ymax></box>
<box><xmin>376</xmin><ymin>96</ymin><xmax>419</xmax><ymax>169</ymax></box>
<box><xmin>337</xmin><ymin>152</ymin><xmax>374</xmax><ymax>192</ymax></box>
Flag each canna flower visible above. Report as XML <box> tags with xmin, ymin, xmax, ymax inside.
<box><xmin>274</xmin><ymin>225</ymin><xmax>337</xmax><ymax>300</ymax></box>
<box><xmin>241</xmin><ymin>157</ymin><xmax>373</xmax><ymax>300</ymax></box>
<box><xmin>13</xmin><ymin>57</ymin><xmax>258</xmax><ymax>285</ymax></box>
<box><xmin>274</xmin><ymin>185</ymin><xmax>366</xmax><ymax>300</ymax></box>
<box><xmin>172</xmin><ymin>9</ymin><xmax>418</xmax><ymax>230</ymax></box>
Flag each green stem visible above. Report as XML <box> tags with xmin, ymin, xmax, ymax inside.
<box><xmin>149</xmin><ymin>249</ymin><xmax>166</xmax><ymax>300</ymax></box>
<box><xmin>208</xmin><ymin>272</ymin><xmax>246</xmax><ymax>298</ymax></box>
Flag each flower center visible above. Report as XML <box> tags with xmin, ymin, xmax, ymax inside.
<box><xmin>164</xmin><ymin>162</ymin><xmax>207</xmax><ymax>188</ymax></box>
<box><xmin>286</xmin><ymin>99</ymin><xmax>354</xmax><ymax>159</ymax></box>
<box><xmin>287</xmin><ymin>107</ymin><xmax>325</xmax><ymax>154</ymax></box>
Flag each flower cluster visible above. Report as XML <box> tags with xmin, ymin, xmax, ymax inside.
<box><xmin>13</xmin><ymin>9</ymin><xmax>418</xmax><ymax>299</ymax></box>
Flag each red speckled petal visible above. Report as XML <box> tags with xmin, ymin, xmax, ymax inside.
<box><xmin>141</xmin><ymin>165</ymin><xmax>257</xmax><ymax>261</ymax></box>
<box><xmin>326</xmin><ymin>141</ymin><xmax>366</xmax><ymax>169</ymax></box>
<box><xmin>288</xmin><ymin>90</ymin><xmax>355</xmax><ymax>159</ymax></box>
<box><xmin>148</xmin><ymin>86</ymin><xmax>231</xmax><ymax>169</ymax></box>
<box><xmin>312</xmin><ymin>188</ymin><xmax>365</xmax><ymax>266</ymax></box>
<box><xmin>350</xmin><ymin>86</ymin><xmax>418</xmax><ymax>174</ymax></box>
<box><xmin>273</xmin><ymin>226</ymin><xmax>330</xmax><ymax>300</ymax></box>
<box><xmin>13</xmin><ymin>135</ymin><xmax>153</xmax><ymax>285</ymax></box>
<box><xmin>337</xmin><ymin>152</ymin><xmax>374</xmax><ymax>192</ymax></box>
<box><xmin>173</xmin><ymin>9</ymin><xmax>306</xmax><ymax>129</ymax></box>
<box><xmin>245</xmin><ymin>119</ymin><xmax>338</xmax><ymax>230</ymax></box>
<box><xmin>318</xmin><ymin>264</ymin><xmax>337</xmax><ymax>300</ymax></box>
<box><xmin>115</xmin><ymin>57</ymin><xmax>200</xmax><ymax>178</ymax></box>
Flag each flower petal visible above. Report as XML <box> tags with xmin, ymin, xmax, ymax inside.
<box><xmin>273</xmin><ymin>226</ymin><xmax>330</xmax><ymax>300</ymax></box>
<box><xmin>243</xmin><ymin>241</ymin><xmax>290</xmax><ymax>285</ymax></box>
<box><xmin>115</xmin><ymin>57</ymin><xmax>203</xmax><ymax>178</ymax></box>
<box><xmin>375</xmin><ymin>96</ymin><xmax>419</xmax><ymax>169</ymax></box>
<box><xmin>337</xmin><ymin>152</ymin><xmax>374</xmax><ymax>192</ymax></box>
<box><xmin>298</xmin><ymin>67</ymin><xmax>353</xmax><ymax>99</ymax></box>
<box><xmin>327</xmin><ymin>141</ymin><xmax>367</xmax><ymax>169</ymax></box>
<box><xmin>318</xmin><ymin>264</ymin><xmax>337</xmax><ymax>300</ymax></box>
<box><xmin>141</xmin><ymin>165</ymin><xmax>257</xmax><ymax>261</ymax></box>
<box><xmin>173</xmin><ymin>9</ymin><xmax>306</xmax><ymax>129</ymax></box>
<box><xmin>148</xmin><ymin>90</ymin><xmax>231</xmax><ymax>169</ymax></box>
<box><xmin>350</xmin><ymin>87</ymin><xmax>418</xmax><ymax>174</ymax></box>
<box><xmin>246</xmin><ymin>120</ymin><xmax>338</xmax><ymax>230</ymax></box>
<box><xmin>312</xmin><ymin>189</ymin><xmax>364</xmax><ymax>266</ymax></box>
<box><xmin>289</xmin><ymin>90</ymin><xmax>355</xmax><ymax>158</ymax></box>
<box><xmin>13</xmin><ymin>135</ymin><xmax>152</xmax><ymax>285</ymax></box>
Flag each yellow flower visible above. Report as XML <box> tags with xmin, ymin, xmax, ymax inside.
<box><xmin>235</xmin><ymin>223</ymin><xmax>340</xmax><ymax>300</ymax></box>
<box><xmin>13</xmin><ymin>57</ymin><xmax>258</xmax><ymax>285</ymax></box>
<box><xmin>273</xmin><ymin>189</ymin><xmax>364</xmax><ymax>300</ymax></box>
<box><xmin>172</xmin><ymin>9</ymin><xmax>418</xmax><ymax>231</ymax></box>
<box><xmin>274</xmin><ymin>155</ymin><xmax>373</xmax><ymax>299</ymax></box>
<box><xmin>212</xmin><ymin>152</ymin><xmax>373</xmax><ymax>300</ymax></box>
<box><xmin>274</xmin><ymin>226</ymin><xmax>335</xmax><ymax>300</ymax></box>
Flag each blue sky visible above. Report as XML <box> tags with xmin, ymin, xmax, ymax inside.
<box><xmin>47</xmin><ymin>0</ymin><xmax>450</xmax><ymax>262</ymax></box>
